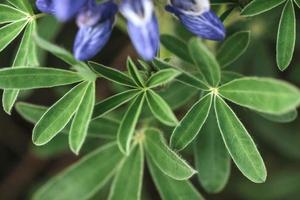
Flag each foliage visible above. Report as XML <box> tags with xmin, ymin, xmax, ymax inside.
<box><xmin>0</xmin><ymin>0</ymin><xmax>300</xmax><ymax>199</ymax></box>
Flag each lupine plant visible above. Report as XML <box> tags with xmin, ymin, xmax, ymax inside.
<box><xmin>0</xmin><ymin>0</ymin><xmax>300</xmax><ymax>199</ymax></box>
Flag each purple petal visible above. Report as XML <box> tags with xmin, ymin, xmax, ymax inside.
<box><xmin>53</xmin><ymin>0</ymin><xmax>87</xmax><ymax>22</ymax></box>
<box><xmin>76</xmin><ymin>1</ymin><xmax>118</xmax><ymax>28</ymax></box>
<box><xmin>73</xmin><ymin>18</ymin><xmax>114</xmax><ymax>61</ymax></box>
<box><xmin>120</xmin><ymin>0</ymin><xmax>160</xmax><ymax>60</ymax></box>
<box><xmin>127</xmin><ymin>15</ymin><xmax>160</xmax><ymax>61</ymax></box>
<box><xmin>36</xmin><ymin>0</ymin><xmax>55</xmax><ymax>14</ymax></box>
<box><xmin>166</xmin><ymin>5</ymin><xmax>226</xmax><ymax>41</ymax></box>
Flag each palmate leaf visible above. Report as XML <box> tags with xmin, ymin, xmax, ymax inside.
<box><xmin>188</xmin><ymin>38</ymin><xmax>221</xmax><ymax>87</ymax></box>
<box><xmin>0</xmin><ymin>19</ymin><xmax>28</xmax><ymax>52</ymax></box>
<box><xmin>147</xmin><ymin>157</ymin><xmax>204</xmax><ymax>200</ymax></box>
<box><xmin>89</xmin><ymin>61</ymin><xmax>136</xmax><ymax>87</ymax></box>
<box><xmin>144</xmin><ymin>128</ymin><xmax>196</xmax><ymax>180</ymax></box>
<box><xmin>69</xmin><ymin>82</ymin><xmax>95</xmax><ymax>154</ymax></box>
<box><xmin>33</xmin><ymin>143</ymin><xmax>123</xmax><ymax>200</ymax></box>
<box><xmin>194</xmin><ymin>110</ymin><xmax>231</xmax><ymax>193</ymax></box>
<box><xmin>170</xmin><ymin>94</ymin><xmax>212</xmax><ymax>151</ymax></box>
<box><xmin>0</xmin><ymin>67</ymin><xmax>83</xmax><ymax>89</ymax></box>
<box><xmin>241</xmin><ymin>0</ymin><xmax>286</xmax><ymax>17</ymax></box>
<box><xmin>145</xmin><ymin>89</ymin><xmax>178</xmax><ymax>126</ymax></box>
<box><xmin>160</xmin><ymin>34</ymin><xmax>193</xmax><ymax>64</ymax></box>
<box><xmin>0</xmin><ymin>4</ymin><xmax>28</xmax><ymax>24</ymax></box>
<box><xmin>33</xmin><ymin>82</ymin><xmax>89</xmax><ymax>146</ymax></box>
<box><xmin>295</xmin><ymin>0</ymin><xmax>300</xmax><ymax>8</ymax></box>
<box><xmin>220</xmin><ymin>71</ymin><xmax>243</xmax><ymax>84</ymax></box>
<box><xmin>217</xmin><ymin>31</ymin><xmax>251</xmax><ymax>68</ymax></box>
<box><xmin>117</xmin><ymin>93</ymin><xmax>145</xmax><ymax>154</ymax></box>
<box><xmin>214</xmin><ymin>96</ymin><xmax>267</xmax><ymax>183</ymax></box>
<box><xmin>127</xmin><ymin>58</ymin><xmax>145</xmax><ymax>87</ymax></box>
<box><xmin>152</xmin><ymin>58</ymin><xmax>209</xmax><ymax>90</ymax></box>
<box><xmin>219</xmin><ymin>77</ymin><xmax>300</xmax><ymax>114</ymax></box>
<box><xmin>108</xmin><ymin>144</ymin><xmax>144</xmax><ymax>200</ymax></box>
<box><xmin>146</xmin><ymin>68</ymin><xmax>180</xmax><ymax>88</ymax></box>
<box><xmin>276</xmin><ymin>0</ymin><xmax>296</xmax><ymax>70</ymax></box>
<box><xmin>158</xmin><ymin>81</ymin><xmax>198</xmax><ymax>110</ymax></box>
<box><xmin>7</xmin><ymin>0</ymin><xmax>33</xmax><ymax>15</ymax></box>
<box><xmin>249</xmin><ymin>112</ymin><xmax>300</xmax><ymax>160</ymax></box>
<box><xmin>258</xmin><ymin>109</ymin><xmax>298</xmax><ymax>123</ymax></box>
<box><xmin>93</xmin><ymin>89</ymin><xmax>140</xmax><ymax>119</ymax></box>
<box><xmin>34</xmin><ymin>33</ymin><xmax>87</xmax><ymax>69</ymax></box>
<box><xmin>16</xmin><ymin>102</ymin><xmax>119</xmax><ymax>139</ymax></box>
<box><xmin>3</xmin><ymin>21</ymin><xmax>38</xmax><ymax>114</ymax></box>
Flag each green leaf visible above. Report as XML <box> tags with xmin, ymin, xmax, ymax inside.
<box><xmin>0</xmin><ymin>67</ymin><xmax>83</xmax><ymax>89</ymax></box>
<box><xmin>32</xmin><ymin>134</ymin><xmax>68</xmax><ymax>159</ymax></box>
<box><xmin>214</xmin><ymin>96</ymin><xmax>267</xmax><ymax>183</ymax></box>
<box><xmin>0</xmin><ymin>4</ymin><xmax>28</xmax><ymax>24</ymax></box>
<box><xmin>194</xmin><ymin>110</ymin><xmax>231</xmax><ymax>193</ymax></box>
<box><xmin>217</xmin><ymin>31</ymin><xmax>251</xmax><ymax>68</ymax></box>
<box><xmin>144</xmin><ymin>128</ymin><xmax>196</xmax><ymax>180</ymax></box>
<box><xmin>211</xmin><ymin>0</ymin><xmax>236</xmax><ymax>5</ymax></box>
<box><xmin>158</xmin><ymin>81</ymin><xmax>198</xmax><ymax>110</ymax></box>
<box><xmin>160</xmin><ymin>34</ymin><xmax>193</xmax><ymax>64</ymax></box>
<box><xmin>147</xmin><ymin>69</ymin><xmax>180</xmax><ymax>88</ymax></box>
<box><xmin>127</xmin><ymin>58</ymin><xmax>145</xmax><ymax>87</ymax></box>
<box><xmin>170</xmin><ymin>94</ymin><xmax>212</xmax><ymax>151</ymax></box>
<box><xmin>241</xmin><ymin>0</ymin><xmax>286</xmax><ymax>17</ymax></box>
<box><xmin>7</xmin><ymin>0</ymin><xmax>33</xmax><ymax>14</ymax></box>
<box><xmin>32</xmin><ymin>82</ymin><xmax>89</xmax><ymax>146</ymax></box>
<box><xmin>188</xmin><ymin>38</ymin><xmax>221</xmax><ymax>87</ymax></box>
<box><xmin>258</xmin><ymin>109</ymin><xmax>298</xmax><ymax>123</ymax></box>
<box><xmin>147</xmin><ymin>157</ymin><xmax>204</xmax><ymax>200</ymax></box>
<box><xmin>219</xmin><ymin>77</ymin><xmax>300</xmax><ymax>114</ymax></box>
<box><xmin>295</xmin><ymin>0</ymin><xmax>300</xmax><ymax>8</ymax></box>
<box><xmin>69</xmin><ymin>82</ymin><xmax>95</xmax><ymax>155</ymax></box>
<box><xmin>117</xmin><ymin>93</ymin><xmax>145</xmax><ymax>154</ymax></box>
<box><xmin>0</xmin><ymin>19</ymin><xmax>28</xmax><ymax>52</ymax></box>
<box><xmin>152</xmin><ymin>58</ymin><xmax>209</xmax><ymax>90</ymax></box>
<box><xmin>88</xmin><ymin>117</ymin><xmax>119</xmax><ymax>139</ymax></box>
<box><xmin>108</xmin><ymin>145</ymin><xmax>144</xmax><ymax>200</ymax></box>
<box><xmin>3</xmin><ymin>21</ymin><xmax>38</xmax><ymax>114</ymax></box>
<box><xmin>34</xmin><ymin>33</ymin><xmax>86</xmax><ymax>68</ymax></box>
<box><xmin>15</xmin><ymin>102</ymin><xmax>47</xmax><ymax>123</ymax></box>
<box><xmin>93</xmin><ymin>89</ymin><xmax>140</xmax><ymax>119</ymax></box>
<box><xmin>146</xmin><ymin>90</ymin><xmax>178</xmax><ymax>126</ymax></box>
<box><xmin>276</xmin><ymin>0</ymin><xmax>296</xmax><ymax>70</ymax></box>
<box><xmin>16</xmin><ymin>102</ymin><xmax>119</xmax><ymax>139</ymax></box>
<box><xmin>89</xmin><ymin>61</ymin><xmax>136</xmax><ymax>87</ymax></box>
<box><xmin>33</xmin><ymin>143</ymin><xmax>123</xmax><ymax>200</ymax></box>
<box><xmin>221</xmin><ymin>71</ymin><xmax>243</xmax><ymax>84</ymax></box>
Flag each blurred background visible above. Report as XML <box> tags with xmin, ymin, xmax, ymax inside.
<box><xmin>1</xmin><ymin>1</ymin><xmax>300</xmax><ymax>199</ymax></box>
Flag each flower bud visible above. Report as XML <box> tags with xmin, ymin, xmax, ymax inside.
<box><xmin>36</xmin><ymin>0</ymin><xmax>55</xmax><ymax>14</ymax></box>
<box><xmin>53</xmin><ymin>0</ymin><xmax>87</xmax><ymax>22</ymax></box>
<box><xmin>73</xmin><ymin>1</ymin><xmax>118</xmax><ymax>61</ymax></box>
<box><xmin>120</xmin><ymin>0</ymin><xmax>160</xmax><ymax>61</ymax></box>
<box><xmin>166</xmin><ymin>0</ymin><xmax>226</xmax><ymax>41</ymax></box>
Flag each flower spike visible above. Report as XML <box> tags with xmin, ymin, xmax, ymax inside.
<box><xmin>36</xmin><ymin>0</ymin><xmax>55</xmax><ymax>14</ymax></box>
<box><xmin>53</xmin><ymin>0</ymin><xmax>87</xmax><ymax>22</ymax></box>
<box><xmin>120</xmin><ymin>0</ymin><xmax>160</xmax><ymax>61</ymax></box>
<box><xmin>166</xmin><ymin>0</ymin><xmax>226</xmax><ymax>41</ymax></box>
<box><xmin>73</xmin><ymin>1</ymin><xmax>118</xmax><ymax>61</ymax></box>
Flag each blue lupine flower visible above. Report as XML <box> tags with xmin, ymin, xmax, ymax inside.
<box><xmin>120</xmin><ymin>0</ymin><xmax>160</xmax><ymax>61</ymax></box>
<box><xmin>166</xmin><ymin>0</ymin><xmax>226</xmax><ymax>41</ymax></box>
<box><xmin>53</xmin><ymin>0</ymin><xmax>87</xmax><ymax>22</ymax></box>
<box><xmin>73</xmin><ymin>1</ymin><xmax>118</xmax><ymax>61</ymax></box>
<box><xmin>169</xmin><ymin>0</ymin><xmax>210</xmax><ymax>15</ymax></box>
<box><xmin>36</xmin><ymin>0</ymin><xmax>55</xmax><ymax>14</ymax></box>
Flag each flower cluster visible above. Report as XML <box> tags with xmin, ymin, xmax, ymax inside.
<box><xmin>36</xmin><ymin>0</ymin><xmax>225</xmax><ymax>61</ymax></box>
